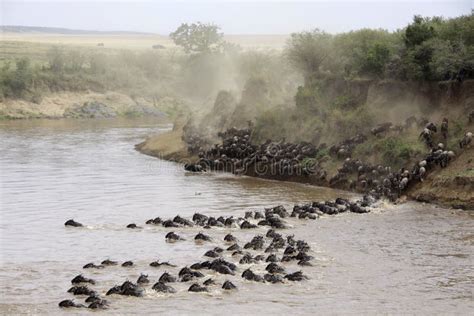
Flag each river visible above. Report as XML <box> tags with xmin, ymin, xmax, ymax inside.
<box><xmin>0</xmin><ymin>118</ymin><xmax>472</xmax><ymax>315</ymax></box>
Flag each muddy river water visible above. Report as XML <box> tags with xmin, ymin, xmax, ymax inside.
<box><xmin>0</xmin><ymin>118</ymin><xmax>473</xmax><ymax>315</ymax></box>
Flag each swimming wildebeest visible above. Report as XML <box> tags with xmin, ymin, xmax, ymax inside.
<box><xmin>64</xmin><ymin>219</ymin><xmax>83</xmax><ymax>227</ymax></box>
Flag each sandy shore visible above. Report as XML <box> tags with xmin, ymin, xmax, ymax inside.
<box><xmin>135</xmin><ymin>128</ymin><xmax>197</xmax><ymax>162</ymax></box>
<box><xmin>0</xmin><ymin>91</ymin><xmax>171</xmax><ymax>120</ymax></box>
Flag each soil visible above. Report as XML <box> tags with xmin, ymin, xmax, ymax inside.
<box><xmin>136</xmin><ymin>129</ymin><xmax>474</xmax><ymax>210</ymax></box>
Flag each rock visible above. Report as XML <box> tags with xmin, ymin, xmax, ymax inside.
<box><xmin>64</xmin><ymin>101</ymin><xmax>117</xmax><ymax>119</ymax></box>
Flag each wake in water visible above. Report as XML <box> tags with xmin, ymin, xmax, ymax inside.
<box><xmin>59</xmin><ymin>196</ymin><xmax>376</xmax><ymax>310</ymax></box>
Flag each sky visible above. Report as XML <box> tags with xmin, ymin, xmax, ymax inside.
<box><xmin>0</xmin><ymin>1</ymin><xmax>472</xmax><ymax>35</ymax></box>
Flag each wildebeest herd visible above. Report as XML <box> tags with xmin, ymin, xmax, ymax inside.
<box><xmin>59</xmin><ymin>113</ymin><xmax>472</xmax><ymax>310</ymax></box>
<box><xmin>185</xmin><ymin>127</ymin><xmax>329</xmax><ymax>182</ymax></box>
<box><xmin>185</xmin><ymin>116</ymin><xmax>472</xmax><ymax>203</ymax></box>
<box><xmin>61</xmin><ymin>197</ymin><xmax>374</xmax><ymax>310</ymax></box>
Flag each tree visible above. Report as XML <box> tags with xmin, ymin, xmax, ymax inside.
<box><xmin>404</xmin><ymin>15</ymin><xmax>437</xmax><ymax>47</ymax></box>
<box><xmin>429</xmin><ymin>38</ymin><xmax>473</xmax><ymax>80</ymax></box>
<box><xmin>399</xmin><ymin>16</ymin><xmax>441</xmax><ymax>80</ymax></box>
<box><xmin>436</xmin><ymin>13</ymin><xmax>474</xmax><ymax>46</ymax></box>
<box><xmin>360</xmin><ymin>42</ymin><xmax>391</xmax><ymax>76</ymax></box>
<box><xmin>334</xmin><ymin>29</ymin><xmax>395</xmax><ymax>78</ymax></box>
<box><xmin>400</xmin><ymin>14</ymin><xmax>474</xmax><ymax>81</ymax></box>
<box><xmin>170</xmin><ymin>22</ymin><xmax>224</xmax><ymax>54</ymax></box>
<box><xmin>285</xmin><ymin>29</ymin><xmax>332</xmax><ymax>82</ymax></box>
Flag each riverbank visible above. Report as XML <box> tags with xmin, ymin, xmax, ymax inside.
<box><xmin>135</xmin><ymin>128</ymin><xmax>198</xmax><ymax>162</ymax></box>
<box><xmin>2</xmin><ymin>116</ymin><xmax>472</xmax><ymax>315</ymax></box>
<box><xmin>0</xmin><ymin>91</ymin><xmax>181</xmax><ymax>120</ymax></box>
<box><xmin>136</xmin><ymin>128</ymin><xmax>474</xmax><ymax>210</ymax></box>
<box><xmin>409</xmin><ymin>146</ymin><xmax>474</xmax><ymax>209</ymax></box>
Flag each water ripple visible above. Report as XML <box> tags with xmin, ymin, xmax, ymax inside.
<box><xmin>1</xmin><ymin>118</ymin><xmax>473</xmax><ymax>314</ymax></box>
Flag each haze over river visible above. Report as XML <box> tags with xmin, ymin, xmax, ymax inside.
<box><xmin>0</xmin><ymin>118</ymin><xmax>472</xmax><ymax>314</ymax></box>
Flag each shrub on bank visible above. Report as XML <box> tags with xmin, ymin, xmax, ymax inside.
<box><xmin>285</xmin><ymin>14</ymin><xmax>473</xmax><ymax>82</ymax></box>
<box><xmin>353</xmin><ymin>134</ymin><xmax>425</xmax><ymax>169</ymax></box>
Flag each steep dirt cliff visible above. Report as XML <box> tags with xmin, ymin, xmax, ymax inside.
<box><xmin>136</xmin><ymin>79</ymin><xmax>474</xmax><ymax>209</ymax></box>
<box><xmin>409</xmin><ymin>146</ymin><xmax>474</xmax><ymax>209</ymax></box>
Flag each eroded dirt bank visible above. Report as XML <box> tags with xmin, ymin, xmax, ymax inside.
<box><xmin>135</xmin><ymin>128</ymin><xmax>197</xmax><ymax>162</ymax></box>
<box><xmin>0</xmin><ymin>91</ymin><xmax>176</xmax><ymax>120</ymax></box>
<box><xmin>408</xmin><ymin>146</ymin><xmax>474</xmax><ymax>209</ymax></box>
<box><xmin>136</xmin><ymin>128</ymin><xmax>473</xmax><ymax>210</ymax></box>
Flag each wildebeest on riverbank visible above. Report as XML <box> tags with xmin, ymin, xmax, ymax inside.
<box><xmin>181</xmin><ymin>123</ymin><xmax>468</xmax><ymax>203</ymax></box>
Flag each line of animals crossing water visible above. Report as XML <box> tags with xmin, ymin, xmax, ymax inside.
<box><xmin>60</xmin><ymin>196</ymin><xmax>375</xmax><ymax>310</ymax></box>
<box><xmin>58</xmin><ymin>112</ymin><xmax>472</xmax><ymax>310</ymax></box>
<box><xmin>184</xmin><ymin>115</ymin><xmax>472</xmax><ymax>203</ymax></box>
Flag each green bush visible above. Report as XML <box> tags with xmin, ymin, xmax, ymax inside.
<box><xmin>330</xmin><ymin>95</ymin><xmax>355</xmax><ymax>110</ymax></box>
<box><xmin>285</xmin><ymin>29</ymin><xmax>332</xmax><ymax>82</ymax></box>
<box><xmin>0</xmin><ymin>58</ymin><xmax>36</xmax><ymax>99</ymax></box>
<box><xmin>285</xmin><ymin>14</ymin><xmax>473</xmax><ymax>82</ymax></box>
<box><xmin>404</xmin><ymin>15</ymin><xmax>437</xmax><ymax>47</ymax></box>
<box><xmin>315</xmin><ymin>147</ymin><xmax>329</xmax><ymax>160</ymax></box>
<box><xmin>334</xmin><ymin>28</ymin><xmax>397</xmax><ymax>78</ymax></box>
<box><xmin>294</xmin><ymin>85</ymin><xmax>320</xmax><ymax>113</ymax></box>
<box><xmin>376</xmin><ymin>137</ymin><xmax>417</xmax><ymax>167</ymax></box>
<box><xmin>327</xmin><ymin>105</ymin><xmax>375</xmax><ymax>140</ymax></box>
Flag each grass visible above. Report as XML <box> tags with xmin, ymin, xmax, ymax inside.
<box><xmin>1</xmin><ymin>32</ymin><xmax>288</xmax><ymax>47</ymax></box>
<box><xmin>352</xmin><ymin>129</ymin><xmax>425</xmax><ymax>168</ymax></box>
<box><xmin>0</xmin><ymin>39</ymin><xmax>183</xmax><ymax>103</ymax></box>
<box><xmin>0</xmin><ymin>41</ymin><xmax>53</xmax><ymax>65</ymax></box>
<box><xmin>0</xmin><ymin>32</ymin><xmax>291</xmax><ymax>109</ymax></box>
<box><xmin>0</xmin><ymin>33</ymin><xmax>173</xmax><ymax>51</ymax></box>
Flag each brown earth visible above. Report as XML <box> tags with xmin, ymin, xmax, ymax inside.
<box><xmin>136</xmin><ymin>128</ymin><xmax>474</xmax><ymax>210</ymax></box>
<box><xmin>0</xmin><ymin>91</ymin><xmax>173</xmax><ymax>119</ymax></box>
<box><xmin>408</xmin><ymin>146</ymin><xmax>474</xmax><ymax>209</ymax></box>
<box><xmin>135</xmin><ymin>128</ymin><xmax>197</xmax><ymax>163</ymax></box>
